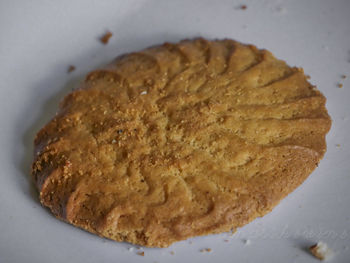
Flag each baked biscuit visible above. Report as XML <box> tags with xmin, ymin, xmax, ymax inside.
<box><xmin>32</xmin><ymin>38</ymin><xmax>331</xmax><ymax>247</ymax></box>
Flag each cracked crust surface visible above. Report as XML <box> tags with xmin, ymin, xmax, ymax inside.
<box><xmin>32</xmin><ymin>38</ymin><xmax>331</xmax><ymax>247</ymax></box>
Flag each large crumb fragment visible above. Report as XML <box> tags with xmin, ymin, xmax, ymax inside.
<box><xmin>309</xmin><ymin>242</ymin><xmax>333</xmax><ymax>260</ymax></box>
<box><xmin>100</xmin><ymin>31</ymin><xmax>113</xmax><ymax>45</ymax></box>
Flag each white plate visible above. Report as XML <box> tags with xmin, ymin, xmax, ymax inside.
<box><xmin>1</xmin><ymin>0</ymin><xmax>349</xmax><ymax>262</ymax></box>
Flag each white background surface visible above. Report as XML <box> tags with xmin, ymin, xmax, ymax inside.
<box><xmin>0</xmin><ymin>0</ymin><xmax>349</xmax><ymax>262</ymax></box>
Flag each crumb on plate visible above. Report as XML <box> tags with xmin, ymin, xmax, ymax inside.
<box><xmin>100</xmin><ymin>31</ymin><xmax>113</xmax><ymax>45</ymax></box>
<box><xmin>309</xmin><ymin>242</ymin><xmax>333</xmax><ymax>261</ymax></box>
<box><xmin>276</xmin><ymin>6</ymin><xmax>287</xmax><ymax>14</ymax></box>
<box><xmin>137</xmin><ymin>251</ymin><xmax>145</xmax><ymax>256</ymax></box>
<box><xmin>67</xmin><ymin>65</ymin><xmax>76</xmax><ymax>73</ymax></box>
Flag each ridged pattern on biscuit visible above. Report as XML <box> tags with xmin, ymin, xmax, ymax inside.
<box><xmin>32</xmin><ymin>38</ymin><xmax>331</xmax><ymax>247</ymax></box>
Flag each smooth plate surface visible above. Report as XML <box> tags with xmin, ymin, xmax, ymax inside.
<box><xmin>0</xmin><ymin>0</ymin><xmax>349</xmax><ymax>262</ymax></box>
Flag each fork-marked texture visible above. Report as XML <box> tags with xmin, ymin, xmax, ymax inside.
<box><xmin>32</xmin><ymin>38</ymin><xmax>331</xmax><ymax>247</ymax></box>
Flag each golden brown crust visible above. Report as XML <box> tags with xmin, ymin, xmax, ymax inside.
<box><xmin>32</xmin><ymin>38</ymin><xmax>331</xmax><ymax>247</ymax></box>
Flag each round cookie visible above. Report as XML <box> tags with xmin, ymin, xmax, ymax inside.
<box><xmin>32</xmin><ymin>38</ymin><xmax>331</xmax><ymax>247</ymax></box>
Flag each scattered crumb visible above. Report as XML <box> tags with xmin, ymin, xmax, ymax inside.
<box><xmin>306</xmin><ymin>75</ymin><xmax>311</xmax><ymax>80</ymax></box>
<box><xmin>137</xmin><ymin>251</ymin><xmax>145</xmax><ymax>256</ymax></box>
<box><xmin>200</xmin><ymin>248</ymin><xmax>212</xmax><ymax>252</ymax></box>
<box><xmin>100</xmin><ymin>31</ymin><xmax>113</xmax><ymax>45</ymax></box>
<box><xmin>224</xmin><ymin>239</ymin><xmax>229</xmax><ymax>242</ymax></box>
<box><xmin>239</xmin><ymin>4</ymin><xmax>247</xmax><ymax>10</ymax></box>
<box><xmin>309</xmin><ymin>242</ymin><xmax>333</xmax><ymax>261</ymax></box>
<box><xmin>336</xmin><ymin>144</ymin><xmax>341</xmax><ymax>148</ymax></box>
<box><xmin>170</xmin><ymin>251</ymin><xmax>175</xmax><ymax>255</ymax></box>
<box><xmin>128</xmin><ymin>247</ymin><xmax>134</xmax><ymax>252</ymax></box>
<box><xmin>276</xmin><ymin>6</ymin><xmax>287</xmax><ymax>15</ymax></box>
<box><xmin>337</xmin><ymin>83</ymin><xmax>343</xmax><ymax>88</ymax></box>
<box><xmin>243</xmin><ymin>239</ymin><xmax>251</xmax><ymax>245</ymax></box>
<box><xmin>341</xmin><ymin>75</ymin><xmax>347</xmax><ymax>79</ymax></box>
<box><xmin>322</xmin><ymin>45</ymin><xmax>329</xmax><ymax>51</ymax></box>
<box><xmin>140</xmin><ymin>91</ymin><xmax>147</xmax><ymax>95</ymax></box>
<box><xmin>67</xmin><ymin>65</ymin><xmax>76</xmax><ymax>73</ymax></box>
